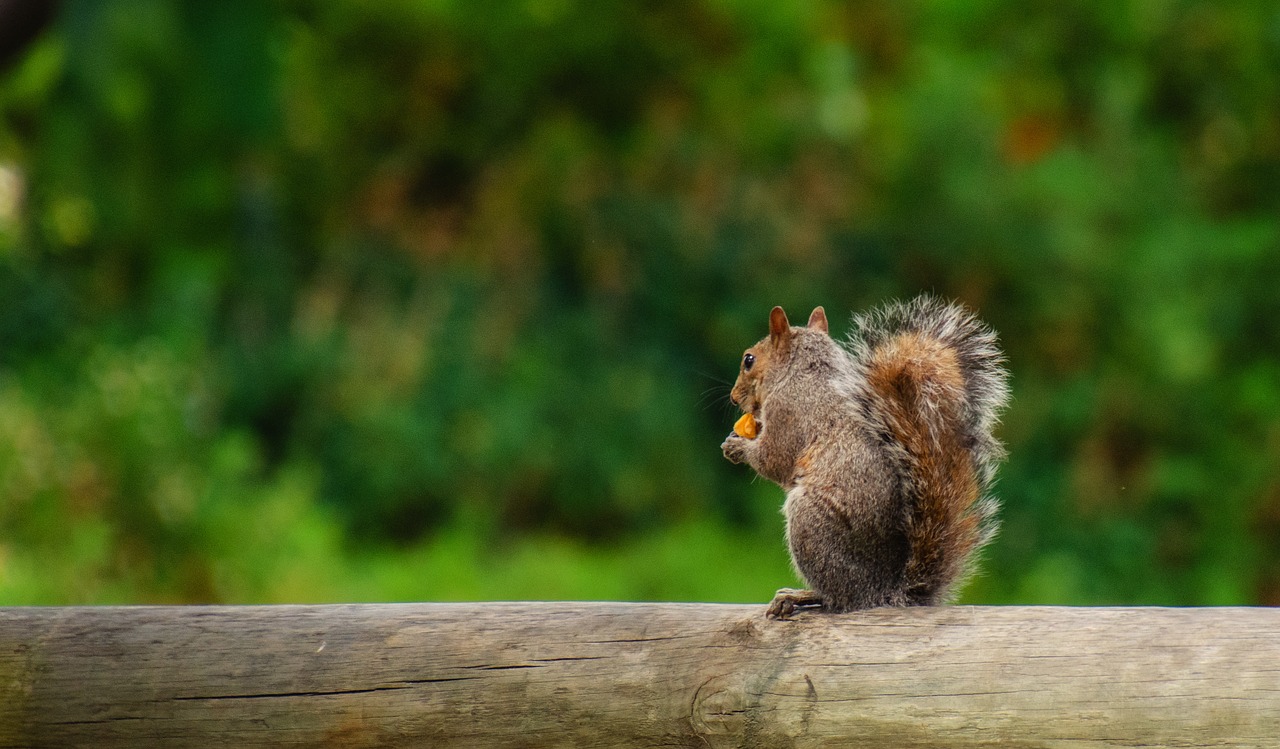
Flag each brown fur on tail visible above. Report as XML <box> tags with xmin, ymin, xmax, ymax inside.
<box><xmin>850</xmin><ymin>297</ymin><xmax>1008</xmax><ymax>604</ymax></box>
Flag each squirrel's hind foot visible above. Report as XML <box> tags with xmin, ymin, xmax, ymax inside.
<box><xmin>765</xmin><ymin>588</ymin><xmax>823</xmax><ymax>619</ymax></box>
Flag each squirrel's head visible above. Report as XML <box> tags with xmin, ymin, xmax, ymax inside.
<box><xmin>729</xmin><ymin>306</ymin><xmax>830</xmax><ymax>416</ymax></box>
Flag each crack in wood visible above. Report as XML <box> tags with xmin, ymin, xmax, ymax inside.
<box><xmin>463</xmin><ymin>663</ymin><xmax>546</xmax><ymax>671</ymax></box>
<box><xmin>171</xmin><ymin>677</ymin><xmax>476</xmax><ymax>702</ymax></box>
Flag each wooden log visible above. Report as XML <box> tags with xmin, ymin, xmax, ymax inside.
<box><xmin>1</xmin><ymin>603</ymin><xmax>1277</xmax><ymax>748</ymax></box>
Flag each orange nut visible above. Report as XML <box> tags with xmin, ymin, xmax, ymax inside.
<box><xmin>733</xmin><ymin>412</ymin><xmax>758</xmax><ymax>440</ymax></box>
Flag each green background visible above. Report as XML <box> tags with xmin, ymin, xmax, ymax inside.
<box><xmin>2</xmin><ymin>0</ymin><xmax>1278</xmax><ymax>606</ymax></box>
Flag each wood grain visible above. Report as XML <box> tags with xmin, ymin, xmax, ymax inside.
<box><xmin>1</xmin><ymin>604</ymin><xmax>1277</xmax><ymax>748</ymax></box>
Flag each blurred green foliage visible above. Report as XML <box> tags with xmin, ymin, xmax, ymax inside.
<box><xmin>1</xmin><ymin>0</ymin><xmax>1279</xmax><ymax>606</ymax></box>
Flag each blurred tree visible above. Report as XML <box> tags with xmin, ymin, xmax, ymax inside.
<box><xmin>0</xmin><ymin>0</ymin><xmax>1278</xmax><ymax>605</ymax></box>
<box><xmin>0</xmin><ymin>0</ymin><xmax>57</xmax><ymax>71</ymax></box>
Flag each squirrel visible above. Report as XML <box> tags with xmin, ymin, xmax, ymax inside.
<box><xmin>720</xmin><ymin>295</ymin><xmax>1009</xmax><ymax>618</ymax></box>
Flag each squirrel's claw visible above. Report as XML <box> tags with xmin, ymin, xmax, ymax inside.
<box><xmin>765</xmin><ymin>588</ymin><xmax>823</xmax><ymax>619</ymax></box>
<box><xmin>721</xmin><ymin>433</ymin><xmax>748</xmax><ymax>464</ymax></box>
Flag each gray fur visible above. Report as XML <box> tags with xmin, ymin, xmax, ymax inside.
<box><xmin>722</xmin><ymin>296</ymin><xmax>1010</xmax><ymax>616</ymax></box>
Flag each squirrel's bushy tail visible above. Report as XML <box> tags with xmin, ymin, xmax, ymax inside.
<box><xmin>847</xmin><ymin>296</ymin><xmax>1009</xmax><ymax>604</ymax></box>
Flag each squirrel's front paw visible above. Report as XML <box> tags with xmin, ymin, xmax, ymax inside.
<box><xmin>721</xmin><ymin>433</ymin><xmax>749</xmax><ymax>464</ymax></box>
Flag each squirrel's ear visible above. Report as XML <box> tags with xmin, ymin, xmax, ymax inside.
<box><xmin>769</xmin><ymin>306</ymin><xmax>792</xmax><ymax>349</ymax></box>
<box><xmin>807</xmin><ymin>306</ymin><xmax>828</xmax><ymax>334</ymax></box>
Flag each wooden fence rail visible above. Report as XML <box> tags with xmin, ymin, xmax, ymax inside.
<box><xmin>1</xmin><ymin>603</ymin><xmax>1277</xmax><ymax>748</ymax></box>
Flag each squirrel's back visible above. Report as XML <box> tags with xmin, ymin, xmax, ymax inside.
<box><xmin>843</xmin><ymin>296</ymin><xmax>1009</xmax><ymax>604</ymax></box>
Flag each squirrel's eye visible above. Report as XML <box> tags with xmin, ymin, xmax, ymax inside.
<box><xmin>743</xmin><ymin>353</ymin><xmax>755</xmax><ymax>372</ymax></box>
